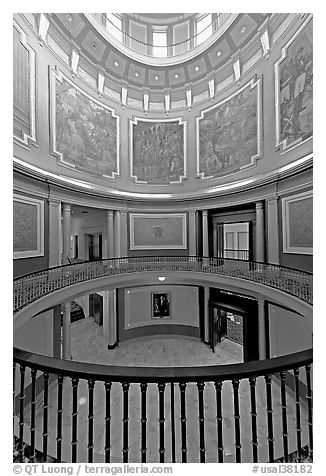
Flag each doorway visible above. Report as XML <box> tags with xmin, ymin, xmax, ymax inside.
<box><xmin>87</xmin><ymin>234</ymin><xmax>103</xmax><ymax>261</ymax></box>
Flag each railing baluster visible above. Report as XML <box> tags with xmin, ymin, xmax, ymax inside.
<box><xmin>170</xmin><ymin>382</ymin><xmax>176</xmax><ymax>463</ymax></box>
<box><xmin>122</xmin><ymin>382</ymin><xmax>130</xmax><ymax>463</ymax></box>
<box><xmin>56</xmin><ymin>375</ymin><xmax>63</xmax><ymax>462</ymax></box>
<box><xmin>179</xmin><ymin>382</ymin><xmax>187</xmax><ymax>463</ymax></box>
<box><xmin>18</xmin><ymin>364</ymin><xmax>26</xmax><ymax>461</ymax></box>
<box><xmin>87</xmin><ymin>379</ymin><xmax>95</xmax><ymax>463</ymax></box>
<box><xmin>140</xmin><ymin>382</ymin><xmax>147</xmax><ymax>463</ymax></box>
<box><xmin>30</xmin><ymin>368</ymin><xmax>37</xmax><ymax>462</ymax></box>
<box><xmin>279</xmin><ymin>371</ymin><xmax>289</xmax><ymax>462</ymax></box>
<box><xmin>158</xmin><ymin>382</ymin><xmax>166</xmax><ymax>463</ymax></box>
<box><xmin>249</xmin><ymin>377</ymin><xmax>258</xmax><ymax>462</ymax></box>
<box><xmin>214</xmin><ymin>380</ymin><xmax>224</xmax><ymax>462</ymax></box>
<box><xmin>71</xmin><ymin>377</ymin><xmax>79</xmax><ymax>463</ymax></box>
<box><xmin>265</xmin><ymin>375</ymin><xmax>274</xmax><ymax>462</ymax></box>
<box><xmin>305</xmin><ymin>364</ymin><xmax>313</xmax><ymax>460</ymax></box>
<box><xmin>232</xmin><ymin>379</ymin><xmax>241</xmax><ymax>462</ymax></box>
<box><xmin>197</xmin><ymin>381</ymin><xmax>206</xmax><ymax>463</ymax></box>
<box><xmin>42</xmin><ymin>371</ymin><xmax>49</xmax><ymax>462</ymax></box>
<box><xmin>104</xmin><ymin>382</ymin><xmax>112</xmax><ymax>463</ymax></box>
<box><xmin>293</xmin><ymin>368</ymin><xmax>302</xmax><ymax>460</ymax></box>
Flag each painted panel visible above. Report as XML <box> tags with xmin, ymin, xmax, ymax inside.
<box><xmin>130</xmin><ymin>117</ymin><xmax>186</xmax><ymax>184</ymax></box>
<box><xmin>130</xmin><ymin>213</ymin><xmax>187</xmax><ymax>250</ymax></box>
<box><xmin>275</xmin><ymin>17</ymin><xmax>313</xmax><ymax>151</ymax></box>
<box><xmin>13</xmin><ymin>21</ymin><xmax>36</xmax><ymax>147</ymax></box>
<box><xmin>50</xmin><ymin>70</ymin><xmax>119</xmax><ymax>178</ymax></box>
<box><xmin>13</xmin><ymin>194</ymin><xmax>44</xmax><ymax>259</ymax></box>
<box><xmin>282</xmin><ymin>190</ymin><xmax>312</xmax><ymax>254</ymax></box>
<box><xmin>197</xmin><ymin>78</ymin><xmax>261</xmax><ymax>179</ymax></box>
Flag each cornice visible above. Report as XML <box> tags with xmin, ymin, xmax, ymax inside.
<box><xmin>13</xmin><ymin>154</ymin><xmax>313</xmax><ymax>204</ymax></box>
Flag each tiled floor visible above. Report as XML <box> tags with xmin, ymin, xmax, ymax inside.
<box><xmin>19</xmin><ymin>318</ymin><xmax>310</xmax><ymax>463</ymax></box>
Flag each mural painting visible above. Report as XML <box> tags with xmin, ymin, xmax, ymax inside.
<box><xmin>197</xmin><ymin>82</ymin><xmax>259</xmax><ymax>178</ymax></box>
<box><xmin>131</xmin><ymin>120</ymin><xmax>185</xmax><ymax>183</ymax></box>
<box><xmin>54</xmin><ymin>76</ymin><xmax>118</xmax><ymax>177</ymax></box>
<box><xmin>13</xmin><ymin>201</ymin><xmax>38</xmax><ymax>252</ymax></box>
<box><xmin>277</xmin><ymin>21</ymin><xmax>313</xmax><ymax>150</ymax></box>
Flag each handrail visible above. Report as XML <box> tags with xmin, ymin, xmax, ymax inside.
<box><xmin>13</xmin><ymin>256</ymin><xmax>313</xmax><ymax>313</ymax></box>
<box><xmin>13</xmin><ymin>347</ymin><xmax>313</xmax><ymax>383</ymax></box>
<box><xmin>92</xmin><ymin>13</ymin><xmax>231</xmax><ymax>58</ymax></box>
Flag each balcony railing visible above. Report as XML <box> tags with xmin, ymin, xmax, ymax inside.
<box><xmin>13</xmin><ymin>256</ymin><xmax>313</xmax><ymax>463</ymax></box>
<box><xmin>14</xmin><ymin>256</ymin><xmax>313</xmax><ymax>314</ymax></box>
<box><xmin>90</xmin><ymin>13</ymin><xmax>232</xmax><ymax>58</ymax></box>
<box><xmin>223</xmin><ymin>249</ymin><xmax>250</xmax><ymax>260</ymax></box>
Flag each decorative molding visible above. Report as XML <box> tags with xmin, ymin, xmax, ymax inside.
<box><xmin>49</xmin><ymin>68</ymin><xmax>120</xmax><ymax>179</ymax></box>
<box><xmin>13</xmin><ymin>194</ymin><xmax>44</xmax><ymax>259</ymax></box>
<box><xmin>129</xmin><ymin>116</ymin><xmax>187</xmax><ymax>185</ymax></box>
<box><xmin>196</xmin><ymin>76</ymin><xmax>262</xmax><ymax>180</ymax></box>
<box><xmin>281</xmin><ymin>189</ymin><xmax>312</xmax><ymax>255</ymax></box>
<box><xmin>129</xmin><ymin>213</ymin><xmax>187</xmax><ymax>250</ymax></box>
<box><xmin>13</xmin><ymin>21</ymin><xmax>36</xmax><ymax>148</ymax></box>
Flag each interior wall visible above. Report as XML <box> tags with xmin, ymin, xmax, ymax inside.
<box><xmin>14</xmin><ymin>309</ymin><xmax>54</xmax><ymax>356</ymax></box>
<box><xmin>119</xmin><ymin>284</ymin><xmax>200</xmax><ymax>341</ymax></box>
<box><xmin>267</xmin><ymin>302</ymin><xmax>312</xmax><ymax>358</ymax></box>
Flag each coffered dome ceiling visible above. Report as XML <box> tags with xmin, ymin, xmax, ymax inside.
<box><xmin>48</xmin><ymin>13</ymin><xmax>270</xmax><ymax>91</ymax></box>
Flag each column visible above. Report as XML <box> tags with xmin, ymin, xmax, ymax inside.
<box><xmin>120</xmin><ymin>210</ymin><xmax>128</xmax><ymax>258</ymax></box>
<box><xmin>212</xmin><ymin>222</ymin><xmax>218</xmax><ymax>258</ymax></box>
<box><xmin>62</xmin><ymin>203</ymin><xmax>71</xmax><ymax>264</ymax></box>
<box><xmin>62</xmin><ymin>302</ymin><xmax>71</xmax><ymax>360</ymax></box>
<box><xmin>267</xmin><ymin>197</ymin><xmax>280</xmax><ymax>265</ymax></box>
<box><xmin>114</xmin><ymin>211</ymin><xmax>121</xmax><ymax>258</ymax></box>
<box><xmin>48</xmin><ymin>199</ymin><xmax>61</xmax><ymax>267</ymax></box>
<box><xmin>103</xmin><ymin>290</ymin><xmax>118</xmax><ymax>349</ymax></box>
<box><xmin>204</xmin><ymin>286</ymin><xmax>210</xmax><ymax>342</ymax></box>
<box><xmin>188</xmin><ymin>209</ymin><xmax>197</xmax><ymax>256</ymax></box>
<box><xmin>106</xmin><ymin>210</ymin><xmax>114</xmax><ymax>259</ymax></box>
<box><xmin>258</xmin><ymin>298</ymin><xmax>267</xmax><ymax>360</ymax></box>
<box><xmin>255</xmin><ymin>201</ymin><xmax>265</xmax><ymax>262</ymax></box>
<box><xmin>202</xmin><ymin>210</ymin><xmax>209</xmax><ymax>257</ymax></box>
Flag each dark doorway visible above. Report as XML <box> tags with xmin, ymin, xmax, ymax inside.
<box><xmin>89</xmin><ymin>293</ymin><xmax>103</xmax><ymax>326</ymax></box>
<box><xmin>87</xmin><ymin>234</ymin><xmax>103</xmax><ymax>261</ymax></box>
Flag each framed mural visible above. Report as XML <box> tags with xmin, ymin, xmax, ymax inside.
<box><xmin>130</xmin><ymin>117</ymin><xmax>186</xmax><ymax>184</ymax></box>
<box><xmin>129</xmin><ymin>213</ymin><xmax>187</xmax><ymax>250</ymax></box>
<box><xmin>282</xmin><ymin>190</ymin><xmax>312</xmax><ymax>255</ymax></box>
<box><xmin>275</xmin><ymin>16</ymin><xmax>313</xmax><ymax>152</ymax></box>
<box><xmin>13</xmin><ymin>194</ymin><xmax>44</xmax><ymax>259</ymax></box>
<box><xmin>152</xmin><ymin>292</ymin><xmax>171</xmax><ymax>319</ymax></box>
<box><xmin>13</xmin><ymin>21</ymin><xmax>36</xmax><ymax>148</ymax></box>
<box><xmin>50</xmin><ymin>69</ymin><xmax>119</xmax><ymax>178</ymax></box>
<box><xmin>196</xmin><ymin>77</ymin><xmax>262</xmax><ymax>179</ymax></box>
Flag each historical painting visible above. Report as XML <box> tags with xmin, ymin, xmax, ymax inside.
<box><xmin>51</xmin><ymin>71</ymin><xmax>119</xmax><ymax>178</ymax></box>
<box><xmin>282</xmin><ymin>191</ymin><xmax>312</xmax><ymax>255</ymax></box>
<box><xmin>13</xmin><ymin>195</ymin><xmax>44</xmax><ymax>259</ymax></box>
<box><xmin>129</xmin><ymin>213</ymin><xmax>187</xmax><ymax>250</ymax></box>
<box><xmin>197</xmin><ymin>79</ymin><xmax>261</xmax><ymax>178</ymax></box>
<box><xmin>152</xmin><ymin>293</ymin><xmax>171</xmax><ymax>319</ymax></box>
<box><xmin>130</xmin><ymin>118</ymin><xmax>186</xmax><ymax>184</ymax></box>
<box><xmin>276</xmin><ymin>19</ymin><xmax>313</xmax><ymax>150</ymax></box>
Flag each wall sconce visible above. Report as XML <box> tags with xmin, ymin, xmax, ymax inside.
<box><xmin>158</xmin><ymin>276</ymin><xmax>166</xmax><ymax>282</ymax></box>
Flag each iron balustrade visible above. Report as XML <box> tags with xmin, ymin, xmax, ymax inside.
<box><xmin>223</xmin><ymin>249</ymin><xmax>250</xmax><ymax>260</ymax></box>
<box><xmin>13</xmin><ymin>256</ymin><xmax>313</xmax><ymax>313</ymax></box>
<box><xmin>91</xmin><ymin>13</ymin><xmax>232</xmax><ymax>58</ymax></box>
<box><xmin>13</xmin><ymin>347</ymin><xmax>313</xmax><ymax>463</ymax></box>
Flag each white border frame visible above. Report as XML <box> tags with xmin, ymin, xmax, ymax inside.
<box><xmin>129</xmin><ymin>116</ymin><xmax>187</xmax><ymax>184</ymax></box>
<box><xmin>281</xmin><ymin>190</ymin><xmax>312</xmax><ymax>255</ymax></box>
<box><xmin>274</xmin><ymin>14</ymin><xmax>313</xmax><ymax>153</ymax></box>
<box><xmin>13</xmin><ymin>20</ymin><xmax>36</xmax><ymax>148</ymax></box>
<box><xmin>196</xmin><ymin>77</ymin><xmax>262</xmax><ymax>179</ymax></box>
<box><xmin>50</xmin><ymin>68</ymin><xmax>120</xmax><ymax>179</ymax></box>
<box><xmin>13</xmin><ymin>194</ymin><xmax>44</xmax><ymax>259</ymax></box>
<box><xmin>129</xmin><ymin>213</ymin><xmax>187</xmax><ymax>250</ymax></box>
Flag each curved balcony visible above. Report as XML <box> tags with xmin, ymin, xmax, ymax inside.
<box><xmin>13</xmin><ymin>257</ymin><xmax>313</xmax><ymax>463</ymax></box>
<box><xmin>86</xmin><ymin>13</ymin><xmax>236</xmax><ymax>66</ymax></box>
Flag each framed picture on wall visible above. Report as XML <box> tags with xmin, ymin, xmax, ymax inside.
<box><xmin>152</xmin><ymin>292</ymin><xmax>171</xmax><ymax>319</ymax></box>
